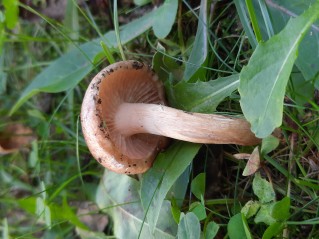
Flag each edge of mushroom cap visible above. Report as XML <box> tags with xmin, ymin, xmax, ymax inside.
<box><xmin>81</xmin><ymin>60</ymin><xmax>169</xmax><ymax>174</ymax></box>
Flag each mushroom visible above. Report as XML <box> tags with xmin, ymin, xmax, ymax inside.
<box><xmin>81</xmin><ymin>60</ymin><xmax>260</xmax><ymax>174</ymax></box>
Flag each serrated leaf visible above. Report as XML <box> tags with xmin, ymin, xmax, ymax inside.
<box><xmin>252</xmin><ymin>173</ymin><xmax>275</xmax><ymax>203</ymax></box>
<box><xmin>140</xmin><ymin>142</ymin><xmax>201</xmax><ymax>233</ymax></box>
<box><xmin>183</xmin><ymin>0</ymin><xmax>208</xmax><ymax>81</ymax></box>
<box><xmin>177</xmin><ymin>212</ymin><xmax>201</xmax><ymax>239</ymax></box>
<box><xmin>96</xmin><ymin>170</ymin><xmax>176</xmax><ymax>239</ymax></box>
<box><xmin>239</xmin><ymin>2</ymin><xmax>319</xmax><ymax>138</ymax></box>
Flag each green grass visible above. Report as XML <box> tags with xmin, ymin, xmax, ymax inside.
<box><xmin>1</xmin><ymin>0</ymin><xmax>319</xmax><ymax>238</ymax></box>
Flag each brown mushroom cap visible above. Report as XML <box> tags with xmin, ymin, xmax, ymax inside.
<box><xmin>81</xmin><ymin>61</ymin><xmax>169</xmax><ymax>174</ymax></box>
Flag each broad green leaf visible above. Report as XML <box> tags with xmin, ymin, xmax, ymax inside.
<box><xmin>153</xmin><ymin>50</ymin><xmax>238</xmax><ymax>114</ymax></box>
<box><xmin>152</xmin><ymin>50</ymin><xmax>183</xmax><ymax>84</ymax></box>
<box><xmin>272</xmin><ymin>197</ymin><xmax>290</xmax><ymax>221</ymax></box>
<box><xmin>10</xmin><ymin>1</ymin><xmax>177</xmax><ymax>115</ymax></box>
<box><xmin>18</xmin><ymin>197</ymin><xmax>37</xmax><ymax>215</ymax></box>
<box><xmin>189</xmin><ymin>202</ymin><xmax>206</xmax><ymax>221</ymax></box>
<box><xmin>50</xmin><ymin>197</ymin><xmax>89</xmax><ymax>230</ymax></box>
<box><xmin>289</xmin><ymin>71</ymin><xmax>314</xmax><ymax>107</ymax></box>
<box><xmin>152</xmin><ymin>0</ymin><xmax>178</xmax><ymax>39</ymax></box>
<box><xmin>261</xmin><ymin>135</ymin><xmax>279</xmax><ymax>155</ymax></box>
<box><xmin>167</xmin><ymin>74</ymin><xmax>239</xmax><ymax>113</ymax></box>
<box><xmin>239</xmin><ymin>2</ymin><xmax>319</xmax><ymax>138</ymax></box>
<box><xmin>252</xmin><ymin>173</ymin><xmax>275</xmax><ymax>203</ymax></box>
<box><xmin>241</xmin><ymin>1</ymin><xmax>319</xmax><ymax>81</ymax></box>
<box><xmin>264</xmin><ymin>0</ymin><xmax>319</xmax><ymax>81</ymax></box>
<box><xmin>177</xmin><ymin>212</ymin><xmax>201</xmax><ymax>239</ymax></box>
<box><xmin>140</xmin><ymin>142</ymin><xmax>201</xmax><ymax>233</ymax></box>
<box><xmin>96</xmin><ymin>170</ymin><xmax>176</xmax><ymax>239</ymax></box>
<box><xmin>241</xmin><ymin>200</ymin><xmax>261</xmax><ymax>219</ymax></box>
<box><xmin>254</xmin><ymin>203</ymin><xmax>276</xmax><ymax>225</ymax></box>
<box><xmin>134</xmin><ymin>0</ymin><xmax>151</xmax><ymax>6</ymax></box>
<box><xmin>227</xmin><ymin>213</ymin><xmax>247</xmax><ymax>239</ymax></box>
<box><xmin>168</xmin><ymin>167</ymin><xmax>191</xmax><ymax>208</ymax></box>
<box><xmin>183</xmin><ymin>0</ymin><xmax>208</xmax><ymax>81</ymax></box>
<box><xmin>205</xmin><ymin>221</ymin><xmax>219</xmax><ymax>239</ymax></box>
<box><xmin>262</xmin><ymin>222</ymin><xmax>284</xmax><ymax>239</ymax></box>
<box><xmin>191</xmin><ymin>173</ymin><xmax>206</xmax><ymax>200</ymax></box>
<box><xmin>3</xmin><ymin>0</ymin><xmax>19</xmax><ymax>30</ymax></box>
<box><xmin>19</xmin><ymin>196</ymin><xmax>88</xmax><ymax>230</ymax></box>
<box><xmin>171</xmin><ymin>199</ymin><xmax>181</xmax><ymax>224</ymax></box>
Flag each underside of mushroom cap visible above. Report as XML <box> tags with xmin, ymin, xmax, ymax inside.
<box><xmin>81</xmin><ymin>61</ymin><xmax>169</xmax><ymax>174</ymax></box>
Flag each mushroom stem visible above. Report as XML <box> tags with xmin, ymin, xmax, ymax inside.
<box><xmin>115</xmin><ymin>103</ymin><xmax>260</xmax><ymax>145</ymax></box>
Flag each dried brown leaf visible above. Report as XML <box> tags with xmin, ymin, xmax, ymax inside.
<box><xmin>0</xmin><ymin>123</ymin><xmax>35</xmax><ymax>154</ymax></box>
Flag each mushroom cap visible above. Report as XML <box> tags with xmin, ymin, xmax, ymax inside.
<box><xmin>81</xmin><ymin>61</ymin><xmax>169</xmax><ymax>174</ymax></box>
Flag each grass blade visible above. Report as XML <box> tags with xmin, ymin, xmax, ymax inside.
<box><xmin>113</xmin><ymin>0</ymin><xmax>126</xmax><ymax>61</ymax></box>
<box><xmin>234</xmin><ymin>0</ymin><xmax>257</xmax><ymax>48</ymax></box>
<box><xmin>140</xmin><ymin>142</ymin><xmax>200</xmax><ymax>234</ymax></box>
<box><xmin>183</xmin><ymin>0</ymin><xmax>208</xmax><ymax>82</ymax></box>
<box><xmin>245</xmin><ymin>0</ymin><xmax>263</xmax><ymax>42</ymax></box>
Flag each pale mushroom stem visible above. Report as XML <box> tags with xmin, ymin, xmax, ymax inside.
<box><xmin>115</xmin><ymin>103</ymin><xmax>261</xmax><ymax>145</ymax></box>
